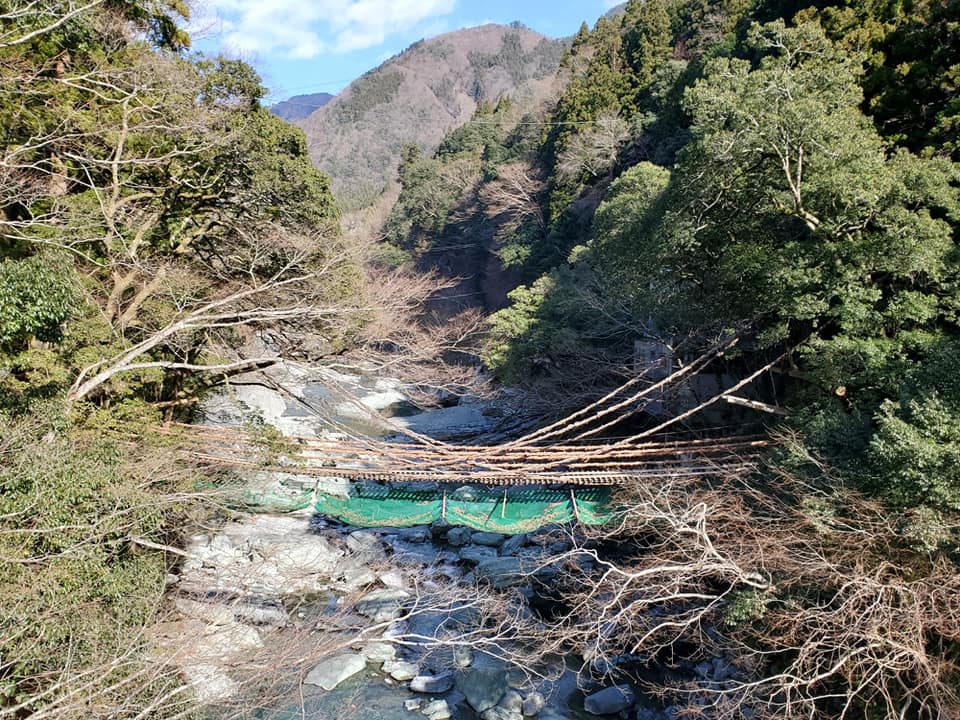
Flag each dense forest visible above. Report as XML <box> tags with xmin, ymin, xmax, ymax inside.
<box><xmin>387</xmin><ymin>0</ymin><xmax>960</xmax><ymax>519</ymax></box>
<box><xmin>382</xmin><ymin>0</ymin><xmax>960</xmax><ymax>716</ymax></box>
<box><xmin>0</xmin><ymin>1</ymin><xmax>357</xmax><ymax>717</ymax></box>
<box><xmin>2</xmin><ymin>0</ymin><xmax>959</xmax><ymax>718</ymax></box>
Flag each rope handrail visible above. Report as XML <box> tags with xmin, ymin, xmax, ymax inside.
<box><xmin>155</xmin><ymin>351</ymin><xmax>782</xmax><ymax>488</ymax></box>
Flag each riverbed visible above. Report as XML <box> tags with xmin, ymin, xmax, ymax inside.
<box><xmin>155</xmin><ymin>361</ymin><xmax>699</xmax><ymax>720</ymax></box>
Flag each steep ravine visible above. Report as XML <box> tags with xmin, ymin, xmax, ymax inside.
<box><xmin>156</xmin><ymin>362</ymin><xmax>733</xmax><ymax>720</ymax></box>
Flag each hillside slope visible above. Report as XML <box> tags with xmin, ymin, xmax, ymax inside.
<box><xmin>297</xmin><ymin>23</ymin><xmax>567</xmax><ymax>208</ymax></box>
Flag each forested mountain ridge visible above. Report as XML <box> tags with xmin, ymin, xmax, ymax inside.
<box><xmin>270</xmin><ymin>91</ymin><xmax>334</xmax><ymax>121</ymax></box>
<box><xmin>296</xmin><ymin>23</ymin><xmax>568</xmax><ymax>209</ymax></box>
<box><xmin>376</xmin><ymin>3</ymin><xmax>960</xmax><ymax>713</ymax></box>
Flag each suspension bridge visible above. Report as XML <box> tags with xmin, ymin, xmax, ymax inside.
<box><xmin>165</xmin><ymin>340</ymin><xmax>783</xmax><ymax>530</ymax></box>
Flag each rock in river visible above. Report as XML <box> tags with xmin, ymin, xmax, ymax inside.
<box><xmin>410</xmin><ymin>670</ymin><xmax>455</xmax><ymax>693</ymax></box>
<box><xmin>458</xmin><ymin>544</ymin><xmax>498</xmax><ymax>564</ymax></box>
<box><xmin>422</xmin><ymin>699</ymin><xmax>452</xmax><ymax>720</ymax></box>
<box><xmin>305</xmin><ymin>653</ymin><xmax>366</xmax><ymax>690</ymax></box>
<box><xmin>470</xmin><ymin>531</ymin><xmax>505</xmax><ymax>547</ymax></box>
<box><xmin>475</xmin><ymin>557</ymin><xmax>530</xmax><ymax>589</ymax></box>
<box><xmin>458</xmin><ymin>666</ymin><xmax>509</xmax><ymax>713</ymax></box>
<box><xmin>354</xmin><ymin>588</ymin><xmax>411</xmax><ymax>622</ymax></box>
<box><xmin>383</xmin><ymin>659</ymin><xmax>419</xmax><ymax>681</ymax></box>
<box><xmin>584</xmin><ymin>684</ymin><xmax>636</xmax><ymax>715</ymax></box>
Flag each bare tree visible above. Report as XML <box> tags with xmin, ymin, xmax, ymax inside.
<box><xmin>481</xmin><ymin>161</ymin><xmax>547</xmax><ymax>231</ymax></box>
<box><xmin>349</xmin><ymin>266</ymin><xmax>492</xmax><ymax>400</ymax></box>
<box><xmin>556</xmin><ymin>112</ymin><xmax>631</xmax><ymax>181</ymax></box>
<box><xmin>0</xmin><ymin>0</ymin><xmax>105</xmax><ymax>49</ymax></box>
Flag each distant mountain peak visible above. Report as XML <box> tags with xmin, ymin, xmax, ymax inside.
<box><xmin>270</xmin><ymin>92</ymin><xmax>334</xmax><ymax>122</ymax></box>
<box><xmin>295</xmin><ymin>24</ymin><xmax>568</xmax><ymax>209</ymax></box>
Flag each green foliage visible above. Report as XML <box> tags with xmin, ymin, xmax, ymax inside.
<box><xmin>756</xmin><ymin>0</ymin><xmax>960</xmax><ymax>159</ymax></box>
<box><xmin>0</xmin><ymin>0</ymin><xmax>349</xmax><ymax>410</ymax></box>
<box><xmin>469</xmin><ymin>30</ymin><xmax>529</xmax><ymax>85</ymax></box>
<box><xmin>0</xmin><ymin>254</ymin><xmax>76</xmax><ymax>348</ymax></box>
<box><xmin>868</xmin><ymin>339</ymin><xmax>960</xmax><ymax>512</ymax></box>
<box><xmin>623</xmin><ymin>0</ymin><xmax>674</xmax><ymax>87</ymax></box>
<box><xmin>383</xmin><ymin>149</ymin><xmax>471</xmax><ymax>250</ymax></box>
<box><xmin>723</xmin><ymin>589</ymin><xmax>773</xmax><ymax>626</ymax></box>
<box><xmin>892</xmin><ymin>506</ymin><xmax>955</xmax><ymax>554</ymax></box>
<box><xmin>222</xmin><ymin>109</ymin><xmax>339</xmax><ymax>233</ymax></box>
<box><xmin>333</xmin><ymin>70</ymin><xmax>405</xmax><ymax>123</ymax></box>
<box><xmin>438</xmin><ymin>103</ymin><xmax>502</xmax><ymax>158</ymax></box>
<box><xmin>592</xmin><ymin>161</ymin><xmax>671</xmax><ymax>302</ymax></box>
<box><xmin>382</xmin><ymin>94</ymin><xmax>548</xmax><ymax>263</ymax></box>
<box><xmin>487</xmin><ymin>5</ymin><xmax>960</xmax><ymax>527</ymax></box>
<box><xmin>864</xmin><ymin>0</ymin><xmax>960</xmax><ymax>158</ymax></box>
<box><xmin>196</xmin><ymin>55</ymin><xmax>266</xmax><ymax>109</ymax></box>
<box><xmin>606</xmin><ymin>22</ymin><xmax>959</xmax><ymax>374</ymax></box>
<box><xmin>483</xmin><ymin>263</ymin><xmax>628</xmax><ymax>382</ymax></box>
<box><xmin>0</xmin><ymin>410</ymin><xmax>197</xmax><ymax>715</ymax></box>
<box><xmin>467</xmin><ymin>31</ymin><xmax>568</xmax><ymax>88</ymax></box>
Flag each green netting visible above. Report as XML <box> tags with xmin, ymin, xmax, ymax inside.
<box><xmin>239</xmin><ymin>488</ymin><xmax>313</xmax><ymax>513</ymax></box>
<box><xmin>314</xmin><ymin>485</ymin><xmax>616</xmax><ymax>532</ymax></box>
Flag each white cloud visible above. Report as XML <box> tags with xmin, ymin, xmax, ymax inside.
<box><xmin>207</xmin><ymin>0</ymin><xmax>457</xmax><ymax>59</ymax></box>
<box><xmin>602</xmin><ymin>0</ymin><xmax>622</xmax><ymax>8</ymax></box>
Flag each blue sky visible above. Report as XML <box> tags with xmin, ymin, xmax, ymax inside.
<box><xmin>192</xmin><ymin>1</ymin><xmax>621</xmax><ymax>103</ymax></box>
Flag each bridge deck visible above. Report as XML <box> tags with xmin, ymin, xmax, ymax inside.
<box><xmin>163</xmin><ymin>424</ymin><xmax>769</xmax><ymax>487</ymax></box>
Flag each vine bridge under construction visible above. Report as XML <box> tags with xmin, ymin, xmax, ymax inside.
<box><xmin>167</xmin><ymin>341</ymin><xmax>781</xmax><ymax>530</ymax></box>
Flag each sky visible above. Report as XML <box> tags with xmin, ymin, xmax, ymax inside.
<box><xmin>191</xmin><ymin>0</ymin><xmax>622</xmax><ymax>103</ymax></box>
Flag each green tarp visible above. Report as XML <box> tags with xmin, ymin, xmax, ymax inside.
<box><xmin>313</xmin><ymin>484</ymin><xmax>615</xmax><ymax>532</ymax></box>
<box><xmin>230</xmin><ymin>475</ymin><xmax>617</xmax><ymax>532</ymax></box>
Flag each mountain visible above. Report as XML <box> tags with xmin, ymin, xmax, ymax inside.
<box><xmin>604</xmin><ymin>2</ymin><xmax>628</xmax><ymax>18</ymax></box>
<box><xmin>296</xmin><ymin>23</ymin><xmax>568</xmax><ymax>209</ymax></box>
<box><xmin>270</xmin><ymin>92</ymin><xmax>334</xmax><ymax>121</ymax></box>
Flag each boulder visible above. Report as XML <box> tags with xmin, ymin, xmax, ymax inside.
<box><xmin>446</xmin><ymin>527</ymin><xmax>473</xmax><ymax>546</ymax></box>
<box><xmin>270</xmin><ymin>535</ymin><xmax>343</xmax><ymax>579</ymax></box>
<box><xmin>382</xmin><ymin>659</ymin><xmax>418</xmax><ymax>681</ymax></box>
<box><xmin>481</xmin><ymin>708</ymin><xmax>522</xmax><ymax>720</ymax></box>
<box><xmin>471</xmin><ymin>532</ymin><xmax>505</xmax><ymax>547</ymax></box>
<box><xmin>475</xmin><ymin>557</ymin><xmax>530</xmax><ymax>589</ymax></box>
<box><xmin>584</xmin><ymin>685</ymin><xmax>636</xmax><ymax>716</ymax></box>
<box><xmin>378</xmin><ymin>569</ymin><xmax>407</xmax><ymax>589</ymax></box>
<box><xmin>453</xmin><ymin>646</ymin><xmax>474</xmax><ymax>668</ymax></box>
<box><xmin>397</xmin><ymin>525</ymin><xmax>431</xmax><ymax>543</ymax></box>
<box><xmin>500</xmin><ymin>534</ymin><xmax>528</xmax><ymax>556</ymax></box>
<box><xmin>304</xmin><ymin>653</ymin><xmax>366</xmax><ymax>691</ymax></box>
<box><xmin>195</xmin><ymin>622</ymin><xmax>263</xmax><ymax>662</ymax></box>
<box><xmin>183</xmin><ymin>663</ymin><xmax>239</xmax><ymax>703</ymax></box>
<box><xmin>335</xmin><ymin>558</ymin><xmax>377</xmax><ymax>591</ymax></box>
<box><xmin>522</xmin><ymin>691</ymin><xmax>545</xmax><ymax>716</ymax></box>
<box><xmin>360</xmin><ymin>642</ymin><xmax>396</xmax><ymax>665</ymax></box>
<box><xmin>422</xmin><ymin>699</ymin><xmax>452</xmax><ymax>720</ymax></box>
<box><xmin>231</xmin><ymin>601</ymin><xmax>288</xmax><ymax>627</ymax></box>
<box><xmin>458</xmin><ymin>545</ymin><xmax>498</xmax><ymax>564</ymax></box>
<box><xmin>387</xmin><ymin>538</ymin><xmax>443</xmax><ymax>566</ymax></box>
<box><xmin>410</xmin><ymin>671</ymin><xmax>455</xmax><ymax>694</ymax></box>
<box><xmin>499</xmin><ymin>689</ymin><xmax>523</xmax><ymax>712</ymax></box>
<box><xmin>346</xmin><ymin>530</ymin><xmax>382</xmax><ymax>554</ymax></box>
<box><xmin>354</xmin><ymin>588</ymin><xmax>411</xmax><ymax>622</ymax></box>
<box><xmin>458</xmin><ymin>667</ymin><xmax>509</xmax><ymax>713</ymax></box>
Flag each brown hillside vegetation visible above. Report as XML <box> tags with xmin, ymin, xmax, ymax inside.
<box><xmin>297</xmin><ymin>24</ymin><xmax>567</xmax><ymax>208</ymax></box>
